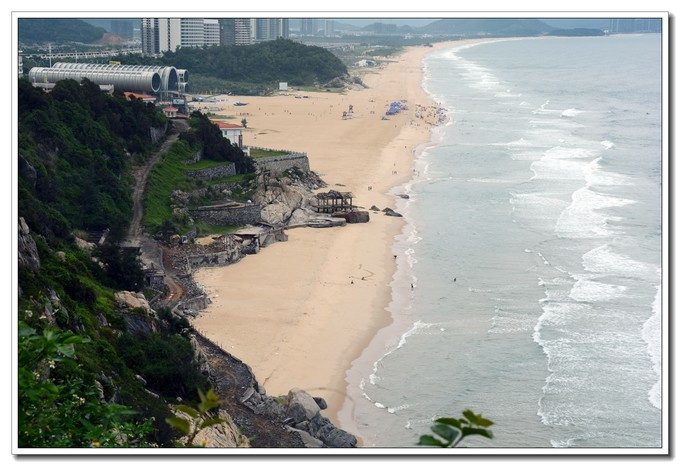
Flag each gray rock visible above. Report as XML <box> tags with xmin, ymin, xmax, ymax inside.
<box><xmin>287</xmin><ymin>388</ymin><xmax>321</xmax><ymax>423</ymax></box>
<box><xmin>398</xmin><ymin>194</ymin><xmax>410</xmax><ymax>199</ymax></box>
<box><xmin>96</xmin><ymin>313</ymin><xmax>109</xmax><ymax>327</ymax></box>
<box><xmin>285</xmin><ymin>426</ymin><xmax>324</xmax><ymax>448</ymax></box>
<box><xmin>313</xmin><ymin>397</ymin><xmax>328</xmax><ymax>410</ymax></box>
<box><xmin>18</xmin><ymin>218</ymin><xmax>40</xmax><ymax>271</ymax></box>
<box><xmin>369</xmin><ymin>205</ymin><xmax>380</xmax><ymax>211</ymax></box>
<box><xmin>316</xmin><ymin>424</ymin><xmax>357</xmax><ymax>448</ymax></box>
<box><xmin>331</xmin><ymin>211</ymin><xmax>370</xmax><ymax>223</ymax></box>
<box><xmin>383</xmin><ymin>208</ymin><xmax>403</xmax><ymax>217</ymax></box>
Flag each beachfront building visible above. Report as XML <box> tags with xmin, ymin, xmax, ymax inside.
<box><xmin>211</xmin><ymin>120</ymin><xmax>244</xmax><ymax>148</ymax></box>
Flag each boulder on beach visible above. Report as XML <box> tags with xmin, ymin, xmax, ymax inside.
<box><xmin>382</xmin><ymin>208</ymin><xmax>403</xmax><ymax>217</ymax></box>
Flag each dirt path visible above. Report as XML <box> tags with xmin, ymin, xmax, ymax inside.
<box><xmin>126</xmin><ymin>119</ymin><xmax>189</xmax><ymax>242</ymax></box>
<box><xmin>125</xmin><ymin>119</ymin><xmax>190</xmax><ymax>307</ymax></box>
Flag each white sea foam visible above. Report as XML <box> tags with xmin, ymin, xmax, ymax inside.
<box><xmin>530</xmin><ymin>146</ymin><xmax>596</xmax><ymax>181</ymax></box>
<box><xmin>555</xmin><ymin>188</ymin><xmax>635</xmax><ymax>238</ymax></box>
<box><xmin>581</xmin><ymin>245</ymin><xmax>660</xmax><ymax>280</ymax></box>
<box><xmin>569</xmin><ymin>277</ymin><xmax>628</xmax><ymax>302</ymax></box>
<box><xmin>561</xmin><ymin>108</ymin><xmax>584</xmax><ymax>117</ymax></box>
<box><xmin>601</xmin><ymin>140</ymin><xmax>615</xmax><ymax>150</ymax></box>
<box><xmin>584</xmin><ymin>157</ymin><xmax>632</xmax><ymax>186</ymax></box>
<box><xmin>642</xmin><ymin>285</ymin><xmax>662</xmax><ymax>410</ymax></box>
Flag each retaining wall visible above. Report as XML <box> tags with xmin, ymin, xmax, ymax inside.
<box><xmin>186</xmin><ymin>163</ymin><xmax>236</xmax><ymax>181</ymax></box>
<box><xmin>190</xmin><ymin>204</ymin><xmax>262</xmax><ymax>226</ymax></box>
<box><xmin>253</xmin><ymin>153</ymin><xmax>310</xmax><ymax>175</ymax></box>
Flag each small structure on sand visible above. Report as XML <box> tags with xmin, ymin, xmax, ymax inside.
<box><xmin>312</xmin><ymin>190</ymin><xmax>354</xmax><ymax>214</ymax></box>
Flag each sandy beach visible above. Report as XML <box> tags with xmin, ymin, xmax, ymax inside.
<box><xmin>191</xmin><ymin>40</ymin><xmax>472</xmax><ymax>431</ymax></box>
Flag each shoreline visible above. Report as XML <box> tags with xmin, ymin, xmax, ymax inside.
<box><xmin>190</xmin><ymin>39</ymin><xmax>481</xmax><ymax>438</ymax></box>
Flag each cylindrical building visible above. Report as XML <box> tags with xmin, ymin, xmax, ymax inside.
<box><xmin>39</xmin><ymin>63</ymin><xmax>184</xmax><ymax>95</ymax></box>
<box><xmin>28</xmin><ymin>66</ymin><xmax>162</xmax><ymax>93</ymax></box>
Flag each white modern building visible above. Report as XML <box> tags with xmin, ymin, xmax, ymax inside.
<box><xmin>141</xmin><ymin>18</ymin><xmax>222</xmax><ymax>55</ymax></box>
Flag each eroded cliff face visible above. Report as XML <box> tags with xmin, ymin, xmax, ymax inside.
<box><xmin>253</xmin><ymin>170</ymin><xmax>327</xmax><ymax>227</ymax></box>
<box><xmin>18</xmin><ymin>217</ymin><xmax>40</xmax><ymax>272</ymax></box>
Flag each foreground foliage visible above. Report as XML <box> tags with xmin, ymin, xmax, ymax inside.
<box><xmin>166</xmin><ymin>388</ymin><xmax>230</xmax><ymax>447</ymax></box>
<box><xmin>418</xmin><ymin>410</ymin><xmax>494</xmax><ymax>448</ymax></box>
<box><xmin>18</xmin><ymin>322</ymin><xmax>154</xmax><ymax>448</ymax></box>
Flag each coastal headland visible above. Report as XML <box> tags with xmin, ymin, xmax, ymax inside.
<box><xmin>191</xmin><ymin>40</ymin><xmax>482</xmax><ymax>432</ymax></box>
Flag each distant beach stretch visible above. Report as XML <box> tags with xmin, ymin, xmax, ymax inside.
<box><xmin>191</xmin><ymin>40</ymin><xmax>471</xmax><ymax>430</ymax></box>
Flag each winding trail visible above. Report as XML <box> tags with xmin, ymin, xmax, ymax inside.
<box><xmin>124</xmin><ymin>119</ymin><xmax>190</xmax><ymax>307</ymax></box>
<box><xmin>126</xmin><ymin>119</ymin><xmax>189</xmax><ymax>242</ymax></box>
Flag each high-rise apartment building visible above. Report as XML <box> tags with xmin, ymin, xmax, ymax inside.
<box><xmin>141</xmin><ymin>18</ymin><xmax>222</xmax><ymax>55</ymax></box>
<box><xmin>254</xmin><ymin>18</ymin><xmax>289</xmax><ymax>41</ymax></box>
<box><xmin>234</xmin><ymin>18</ymin><xmax>253</xmax><ymax>45</ymax></box>
<box><xmin>219</xmin><ymin>18</ymin><xmax>236</xmax><ymax>45</ymax></box>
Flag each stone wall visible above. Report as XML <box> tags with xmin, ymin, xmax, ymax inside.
<box><xmin>185</xmin><ymin>249</ymin><xmax>243</xmax><ymax>269</ymax></box>
<box><xmin>254</xmin><ymin>153</ymin><xmax>310</xmax><ymax>175</ymax></box>
<box><xmin>190</xmin><ymin>204</ymin><xmax>262</xmax><ymax>226</ymax></box>
<box><xmin>186</xmin><ymin>163</ymin><xmax>236</xmax><ymax>181</ymax></box>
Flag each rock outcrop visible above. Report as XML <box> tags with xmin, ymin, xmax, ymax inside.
<box><xmin>175</xmin><ymin>408</ymin><xmax>250</xmax><ymax>448</ymax></box>
<box><xmin>240</xmin><ymin>385</ymin><xmax>357</xmax><ymax>448</ymax></box>
<box><xmin>18</xmin><ymin>218</ymin><xmax>40</xmax><ymax>271</ymax></box>
<box><xmin>114</xmin><ymin>291</ymin><xmax>159</xmax><ymax>334</ymax></box>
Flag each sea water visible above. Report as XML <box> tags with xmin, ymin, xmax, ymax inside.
<box><xmin>344</xmin><ymin>35</ymin><xmax>663</xmax><ymax>448</ymax></box>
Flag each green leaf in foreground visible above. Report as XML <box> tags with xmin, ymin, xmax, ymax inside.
<box><xmin>418</xmin><ymin>410</ymin><xmax>494</xmax><ymax>448</ymax></box>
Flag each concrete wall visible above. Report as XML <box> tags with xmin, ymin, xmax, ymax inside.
<box><xmin>190</xmin><ymin>204</ymin><xmax>261</xmax><ymax>225</ymax></box>
<box><xmin>186</xmin><ymin>163</ymin><xmax>236</xmax><ymax>181</ymax></box>
<box><xmin>253</xmin><ymin>153</ymin><xmax>310</xmax><ymax>175</ymax></box>
<box><xmin>186</xmin><ymin>249</ymin><xmax>242</xmax><ymax>268</ymax></box>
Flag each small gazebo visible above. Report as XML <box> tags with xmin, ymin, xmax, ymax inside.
<box><xmin>312</xmin><ymin>190</ymin><xmax>354</xmax><ymax>214</ymax></box>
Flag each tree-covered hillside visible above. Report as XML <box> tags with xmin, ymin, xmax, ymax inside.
<box><xmin>18</xmin><ymin>78</ymin><xmax>166</xmax><ymax>241</ymax></box>
<box><xmin>421</xmin><ymin>18</ymin><xmax>554</xmax><ymax>36</ymax></box>
<box><xmin>18</xmin><ymin>18</ymin><xmax>107</xmax><ymax>44</ymax></box>
<box><xmin>113</xmin><ymin>38</ymin><xmax>348</xmax><ymax>94</ymax></box>
<box><xmin>17</xmin><ymin>78</ymin><xmax>214</xmax><ymax>447</ymax></box>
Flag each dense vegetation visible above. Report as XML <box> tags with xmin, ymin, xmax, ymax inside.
<box><xmin>181</xmin><ymin>111</ymin><xmax>254</xmax><ymax>172</ymax></box>
<box><xmin>18</xmin><ymin>18</ymin><xmax>106</xmax><ymax>44</ymax></box>
<box><xmin>143</xmin><ymin>112</ymin><xmax>256</xmax><ymax>235</ymax></box>
<box><xmin>18</xmin><ymin>78</ymin><xmax>210</xmax><ymax>447</ymax></box>
<box><xmin>18</xmin><ymin>78</ymin><xmax>166</xmax><ymax>241</ymax></box>
<box><xmin>112</xmin><ymin>39</ymin><xmax>348</xmax><ymax>94</ymax></box>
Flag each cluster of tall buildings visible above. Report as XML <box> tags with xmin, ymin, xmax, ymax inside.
<box><xmin>141</xmin><ymin>18</ymin><xmax>290</xmax><ymax>55</ymax></box>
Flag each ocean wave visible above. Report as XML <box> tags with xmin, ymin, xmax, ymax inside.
<box><xmin>642</xmin><ymin>285</ymin><xmax>662</xmax><ymax>409</ymax></box>
<box><xmin>581</xmin><ymin>244</ymin><xmax>660</xmax><ymax>280</ymax></box>
<box><xmin>569</xmin><ymin>277</ymin><xmax>628</xmax><ymax>302</ymax></box>
<box><xmin>529</xmin><ymin>146</ymin><xmax>596</xmax><ymax>181</ymax></box>
<box><xmin>584</xmin><ymin>157</ymin><xmax>632</xmax><ymax>186</ymax></box>
<box><xmin>555</xmin><ymin>187</ymin><xmax>635</xmax><ymax>238</ymax></box>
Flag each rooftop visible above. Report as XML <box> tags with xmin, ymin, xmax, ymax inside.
<box><xmin>211</xmin><ymin>120</ymin><xmax>244</xmax><ymax>130</ymax></box>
